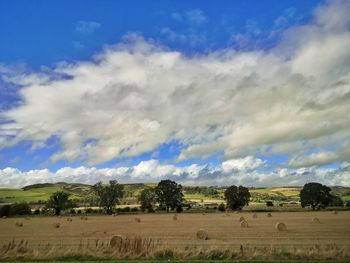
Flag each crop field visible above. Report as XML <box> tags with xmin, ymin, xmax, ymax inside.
<box><xmin>1</xmin><ymin>211</ymin><xmax>350</xmax><ymax>260</ymax></box>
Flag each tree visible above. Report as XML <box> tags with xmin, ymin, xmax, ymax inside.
<box><xmin>330</xmin><ymin>195</ymin><xmax>344</xmax><ymax>207</ymax></box>
<box><xmin>300</xmin><ymin>182</ymin><xmax>333</xmax><ymax>211</ymax></box>
<box><xmin>155</xmin><ymin>180</ymin><xmax>183</xmax><ymax>212</ymax></box>
<box><xmin>10</xmin><ymin>202</ymin><xmax>31</xmax><ymax>215</ymax></box>
<box><xmin>138</xmin><ymin>188</ymin><xmax>156</xmax><ymax>212</ymax></box>
<box><xmin>92</xmin><ymin>180</ymin><xmax>124</xmax><ymax>214</ymax></box>
<box><xmin>46</xmin><ymin>191</ymin><xmax>74</xmax><ymax>215</ymax></box>
<box><xmin>224</xmin><ymin>185</ymin><xmax>251</xmax><ymax>210</ymax></box>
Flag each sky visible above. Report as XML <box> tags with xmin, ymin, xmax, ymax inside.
<box><xmin>0</xmin><ymin>0</ymin><xmax>350</xmax><ymax>188</ymax></box>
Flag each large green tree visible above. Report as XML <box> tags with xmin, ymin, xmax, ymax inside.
<box><xmin>155</xmin><ymin>180</ymin><xmax>183</xmax><ymax>212</ymax></box>
<box><xmin>300</xmin><ymin>182</ymin><xmax>333</xmax><ymax>210</ymax></box>
<box><xmin>92</xmin><ymin>180</ymin><xmax>124</xmax><ymax>214</ymax></box>
<box><xmin>46</xmin><ymin>191</ymin><xmax>74</xmax><ymax>215</ymax></box>
<box><xmin>138</xmin><ymin>188</ymin><xmax>156</xmax><ymax>212</ymax></box>
<box><xmin>224</xmin><ymin>185</ymin><xmax>251</xmax><ymax>210</ymax></box>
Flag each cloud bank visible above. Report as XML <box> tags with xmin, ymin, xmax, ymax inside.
<box><xmin>1</xmin><ymin>157</ymin><xmax>350</xmax><ymax>188</ymax></box>
<box><xmin>0</xmin><ymin>1</ymin><xmax>350</xmax><ymax>187</ymax></box>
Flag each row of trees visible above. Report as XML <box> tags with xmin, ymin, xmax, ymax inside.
<box><xmin>3</xmin><ymin>180</ymin><xmax>344</xmax><ymax>216</ymax></box>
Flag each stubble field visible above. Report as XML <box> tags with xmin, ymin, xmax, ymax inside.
<box><xmin>1</xmin><ymin>211</ymin><xmax>350</xmax><ymax>260</ymax></box>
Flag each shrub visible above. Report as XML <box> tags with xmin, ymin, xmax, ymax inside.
<box><xmin>122</xmin><ymin>206</ymin><xmax>131</xmax><ymax>212</ymax></box>
<box><xmin>70</xmin><ymin>209</ymin><xmax>76</xmax><ymax>214</ymax></box>
<box><xmin>218</xmin><ymin>203</ymin><xmax>226</xmax><ymax>212</ymax></box>
<box><xmin>346</xmin><ymin>201</ymin><xmax>350</xmax><ymax>207</ymax></box>
<box><xmin>176</xmin><ymin>205</ymin><xmax>183</xmax><ymax>213</ymax></box>
<box><xmin>85</xmin><ymin>208</ymin><xmax>93</xmax><ymax>214</ymax></box>
<box><xmin>131</xmin><ymin>207</ymin><xmax>139</xmax><ymax>212</ymax></box>
<box><xmin>33</xmin><ymin>209</ymin><xmax>40</xmax><ymax>215</ymax></box>
<box><xmin>266</xmin><ymin>201</ymin><xmax>274</xmax><ymax>207</ymax></box>
<box><xmin>10</xmin><ymin>202</ymin><xmax>31</xmax><ymax>215</ymax></box>
<box><xmin>0</xmin><ymin>205</ymin><xmax>11</xmax><ymax>217</ymax></box>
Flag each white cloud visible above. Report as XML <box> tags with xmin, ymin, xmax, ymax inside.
<box><xmin>222</xmin><ymin>156</ymin><xmax>265</xmax><ymax>173</ymax></box>
<box><xmin>0</xmin><ymin>0</ymin><xmax>349</xmax><ymax>170</ymax></box>
<box><xmin>1</xmin><ymin>157</ymin><xmax>349</xmax><ymax>188</ymax></box>
<box><xmin>75</xmin><ymin>20</ymin><xmax>101</xmax><ymax>34</ymax></box>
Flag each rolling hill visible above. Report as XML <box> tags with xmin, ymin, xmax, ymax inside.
<box><xmin>0</xmin><ymin>182</ymin><xmax>349</xmax><ymax>205</ymax></box>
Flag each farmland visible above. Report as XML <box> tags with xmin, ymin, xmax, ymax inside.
<box><xmin>1</xmin><ymin>183</ymin><xmax>350</xmax><ymax>206</ymax></box>
<box><xmin>1</xmin><ymin>211</ymin><xmax>350</xmax><ymax>260</ymax></box>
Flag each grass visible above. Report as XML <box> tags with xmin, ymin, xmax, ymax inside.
<box><xmin>0</xmin><ymin>211</ymin><xmax>350</xmax><ymax>260</ymax></box>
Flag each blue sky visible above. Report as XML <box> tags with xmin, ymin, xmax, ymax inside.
<box><xmin>1</xmin><ymin>0</ymin><xmax>350</xmax><ymax>187</ymax></box>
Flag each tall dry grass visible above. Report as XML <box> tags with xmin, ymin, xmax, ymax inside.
<box><xmin>0</xmin><ymin>238</ymin><xmax>349</xmax><ymax>260</ymax></box>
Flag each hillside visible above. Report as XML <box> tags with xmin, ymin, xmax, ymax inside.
<box><xmin>0</xmin><ymin>183</ymin><xmax>349</xmax><ymax>205</ymax></box>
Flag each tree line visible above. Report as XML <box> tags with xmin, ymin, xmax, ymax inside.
<box><xmin>0</xmin><ymin>180</ymin><xmax>347</xmax><ymax>216</ymax></box>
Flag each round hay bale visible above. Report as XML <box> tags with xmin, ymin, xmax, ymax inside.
<box><xmin>240</xmin><ymin>220</ymin><xmax>248</xmax><ymax>228</ymax></box>
<box><xmin>134</xmin><ymin>217</ymin><xmax>141</xmax><ymax>223</ymax></box>
<box><xmin>110</xmin><ymin>235</ymin><xmax>126</xmax><ymax>248</ymax></box>
<box><xmin>196</xmin><ymin>229</ymin><xmax>208</xmax><ymax>240</ymax></box>
<box><xmin>54</xmin><ymin>222</ymin><xmax>60</xmax><ymax>228</ymax></box>
<box><xmin>312</xmin><ymin>217</ymin><xmax>320</xmax><ymax>223</ymax></box>
<box><xmin>252</xmin><ymin>213</ymin><xmax>258</xmax><ymax>218</ymax></box>
<box><xmin>67</xmin><ymin>217</ymin><xmax>73</xmax><ymax>222</ymax></box>
<box><xmin>275</xmin><ymin>222</ymin><xmax>287</xmax><ymax>231</ymax></box>
<box><xmin>15</xmin><ymin>222</ymin><xmax>23</xmax><ymax>227</ymax></box>
<box><xmin>239</xmin><ymin>216</ymin><xmax>245</xmax><ymax>222</ymax></box>
<box><xmin>267</xmin><ymin>213</ymin><xmax>272</xmax><ymax>217</ymax></box>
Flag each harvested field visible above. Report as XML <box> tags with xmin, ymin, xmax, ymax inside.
<box><xmin>0</xmin><ymin>211</ymin><xmax>350</xmax><ymax>260</ymax></box>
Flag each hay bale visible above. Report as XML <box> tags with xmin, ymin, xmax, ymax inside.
<box><xmin>173</xmin><ymin>214</ymin><xmax>178</xmax><ymax>220</ymax></box>
<box><xmin>312</xmin><ymin>217</ymin><xmax>320</xmax><ymax>223</ymax></box>
<box><xmin>275</xmin><ymin>222</ymin><xmax>287</xmax><ymax>231</ymax></box>
<box><xmin>2</xmin><ymin>216</ymin><xmax>7</xmax><ymax>219</ymax></box>
<box><xmin>54</xmin><ymin>222</ymin><xmax>60</xmax><ymax>228</ymax></box>
<box><xmin>239</xmin><ymin>216</ymin><xmax>245</xmax><ymax>222</ymax></box>
<box><xmin>267</xmin><ymin>213</ymin><xmax>272</xmax><ymax>217</ymax></box>
<box><xmin>67</xmin><ymin>217</ymin><xmax>73</xmax><ymax>222</ymax></box>
<box><xmin>252</xmin><ymin>213</ymin><xmax>258</xmax><ymax>218</ymax></box>
<box><xmin>196</xmin><ymin>229</ymin><xmax>209</xmax><ymax>240</ymax></box>
<box><xmin>134</xmin><ymin>217</ymin><xmax>141</xmax><ymax>223</ymax></box>
<box><xmin>110</xmin><ymin>235</ymin><xmax>126</xmax><ymax>248</ymax></box>
<box><xmin>80</xmin><ymin>216</ymin><xmax>88</xmax><ymax>220</ymax></box>
<box><xmin>240</xmin><ymin>220</ymin><xmax>248</xmax><ymax>228</ymax></box>
<box><xmin>15</xmin><ymin>222</ymin><xmax>23</xmax><ymax>227</ymax></box>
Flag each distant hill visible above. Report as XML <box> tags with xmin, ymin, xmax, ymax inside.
<box><xmin>1</xmin><ymin>182</ymin><xmax>349</xmax><ymax>204</ymax></box>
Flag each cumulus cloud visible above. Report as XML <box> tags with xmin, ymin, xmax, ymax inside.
<box><xmin>0</xmin><ymin>0</ymin><xmax>350</xmax><ymax>170</ymax></box>
<box><xmin>1</xmin><ymin>157</ymin><xmax>349</xmax><ymax>188</ymax></box>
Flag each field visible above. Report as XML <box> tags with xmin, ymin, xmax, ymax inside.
<box><xmin>1</xmin><ymin>183</ymin><xmax>349</xmax><ymax>205</ymax></box>
<box><xmin>1</xmin><ymin>211</ymin><xmax>350</xmax><ymax>260</ymax></box>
